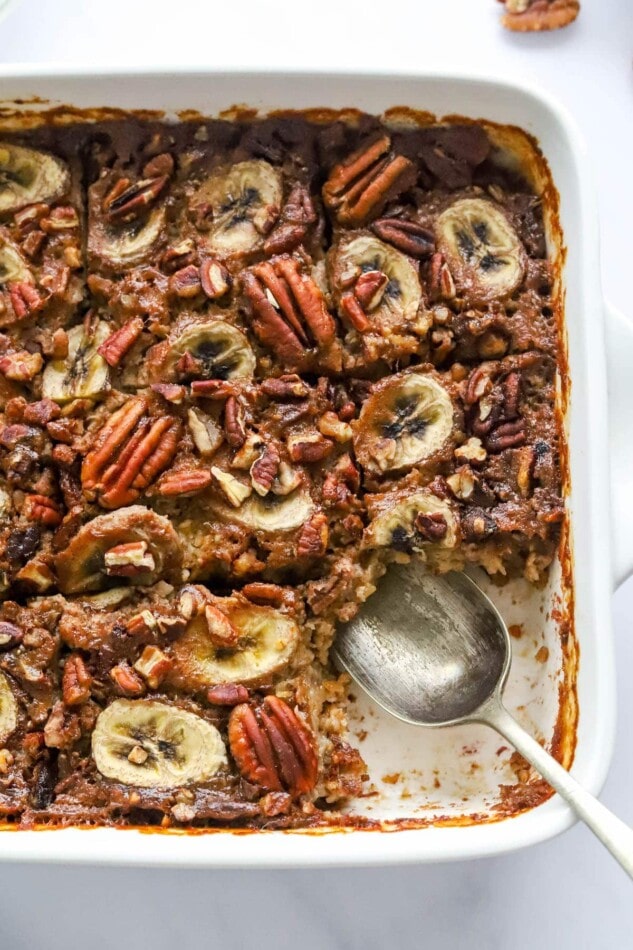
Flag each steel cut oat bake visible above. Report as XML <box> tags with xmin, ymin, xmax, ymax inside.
<box><xmin>0</xmin><ymin>113</ymin><xmax>564</xmax><ymax>828</ymax></box>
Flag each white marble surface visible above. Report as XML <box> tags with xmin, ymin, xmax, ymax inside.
<box><xmin>0</xmin><ymin>1</ymin><xmax>631</xmax><ymax>946</ymax></box>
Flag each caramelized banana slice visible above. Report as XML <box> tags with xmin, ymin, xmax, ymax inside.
<box><xmin>92</xmin><ymin>699</ymin><xmax>227</xmax><ymax>787</ymax></box>
<box><xmin>332</xmin><ymin>234</ymin><xmax>422</xmax><ymax>325</ymax></box>
<box><xmin>191</xmin><ymin>160</ymin><xmax>282</xmax><ymax>256</ymax></box>
<box><xmin>0</xmin><ymin>671</ymin><xmax>18</xmax><ymax>745</ymax></box>
<box><xmin>0</xmin><ymin>143</ymin><xmax>70</xmax><ymax>214</ymax></box>
<box><xmin>0</xmin><ymin>232</ymin><xmax>33</xmax><ymax>285</ymax></box>
<box><xmin>211</xmin><ymin>485</ymin><xmax>315</xmax><ymax>533</ymax></box>
<box><xmin>364</xmin><ymin>489</ymin><xmax>459</xmax><ymax>553</ymax></box>
<box><xmin>170</xmin><ymin>597</ymin><xmax>300</xmax><ymax>688</ymax></box>
<box><xmin>55</xmin><ymin>506</ymin><xmax>183</xmax><ymax>594</ymax></box>
<box><xmin>435</xmin><ymin>198</ymin><xmax>525</xmax><ymax>303</ymax></box>
<box><xmin>148</xmin><ymin>318</ymin><xmax>256</xmax><ymax>383</ymax></box>
<box><xmin>354</xmin><ymin>372</ymin><xmax>455</xmax><ymax>475</ymax></box>
<box><xmin>42</xmin><ymin>321</ymin><xmax>111</xmax><ymax>403</ymax></box>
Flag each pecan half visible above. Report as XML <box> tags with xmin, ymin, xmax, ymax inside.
<box><xmin>224</xmin><ymin>395</ymin><xmax>247</xmax><ymax>449</ymax></box>
<box><xmin>297</xmin><ymin>511</ymin><xmax>329</xmax><ymax>557</ymax></box>
<box><xmin>105</xmin><ymin>175</ymin><xmax>168</xmax><ymax>223</ymax></box>
<box><xmin>372</xmin><ymin>218</ymin><xmax>435</xmax><ymax>258</ymax></box>
<box><xmin>82</xmin><ymin>396</ymin><xmax>181</xmax><ymax>509</ymax></box>
<box><xmin>323</xmin><ymin>135</ymin><xmax>417</xmax><ymax>226</ymax></box>
<box><xmin>250</xmin><ymin>443</ymin><xmax>281</xmax><ymax>496</ymax></box>
<box><xmin>97</xmin><ymin>317</ymin><xmax>144</xmax><ymax>367</ymax></box>
<box><xmin>486</xmin><ymin>419</ymin><xmax>526</xmax><ymax>453</ymax></box>
<box><xmin>263</xmin><ymin>182</ymin><xmax>317</xmax><ymax>255</ymax></box>
<box><xmin>157</xmin><ymin>467</ymin><xmax>212</xmax><ymax>496</ymax></box>
<box><xmin>243</xmin><ymin>256</ymin><xmax>336</xmax><ymax>366</ymax></box>
<box><xmin>200</xmin><ymin>259</ymin><xmax>231</xmax><ymax>299</ymax></box>
<box><xmin>207</xmin><ymin>683</ymin><xmax>250</xmax><ymax>706</ymax></box>
<box><xmin>414</xmin><ymin>511</ymin><xmax>448</xmax><ymax>541</ymax></box>
<box><xmin>501</xmin><ymin>0</ymin><xmax>579</xmax><ymax>32</ymax></box>
<box><xmin>62</xmin><ymin>654</ymin><xmax>92</xmax><ymax>706</ymax></box>
<box><xmin>8</xmin><ymin>282</ymin><xmax>43</xmax><ymax>320</ymax></box>
<box><xmin>228</xmin><ymin>696</ymin><xmax>318</xmax><ymax>796</ymax></box>
<box><xmin>260</xmin><ymin>375</ymin><xmax>310</xmax><ymax>400</ymax></box>
<box><xmin>23</xmin><ymin>494</ymin><xmax>63</xmax><ymax>527</ymax></box>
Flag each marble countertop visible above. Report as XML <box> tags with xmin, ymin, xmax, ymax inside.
<box><xmin>0</xmin><ymin>1</ymin><xmax>631</xmax><ymax>946</ymax></box>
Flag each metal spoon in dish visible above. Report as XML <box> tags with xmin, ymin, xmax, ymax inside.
<box><xmin>333</xmin><ymin>563</ymin><xmax>633</xmax><ymax>878</ymax></box>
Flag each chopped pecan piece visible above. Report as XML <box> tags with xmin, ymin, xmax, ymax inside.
<box><xmin>264</xmin><ymin>182</ymin><xmax>317</xmax><ymax>255</ymax></box>
<box><xmin>82</xmin><ymin>396</ymin><xmax>181</xmax><ymax>509</ymax></box>
<box><xmin>104</xmin><ymin>540</ymin><xmax>156</xmax><ymax>576</ymax></box>
<box><xmin>229</xmin><ymin>696</ymin><xmax>318</xmax><ymax>796</ymax></box>
<box><xmin>353</xmin><ymin>270</ymin><xmax>388</xmax><ymax>311</ymax></box>
<box><xmin>110</xmin><ymin>662</ymin><xmax>146</xmax><ymax>697</ymax></box>
<box><xmin>287</xmin><ymin>432</ymin><xmax>334</xmax><ymax>463</ymax></box>
<box><xmin>240</xmin><ymin>582</ymin><xmax>296</xmax><ymax>609</ymax></box>
<box><xmin>340</xmin><ymin>292</ymin><xmax>370</xmax><ymax>333</ymax></box>
<box><xmin>23</xmin><ymin>399</ymin><xmax>60</xmax><ymax>426</ymax></box>
<box><xmin>205</xmin><ymin>603</ymin><xmax>240</xmax><ymax>648</ymax></box>
<box><xmin>414</xmin><ymin>511</ymin><xmax>448</xmax><ymax>541</ymax></box>
<box><xmin>323</xmin><ymin>135</ymin><xmax>417</xmax><ymax>226</ymax></box>
<box><xmin>0</xmin><ymin>621</ymin><xmax>23</xmax><ymax>650</ymax></box>
<box><xmin>133</xmin><ymin>645</ymin><xmax>173</xmax><ymax>688</ymax></box>
<box><xmin>260</xmin><ymin>375</ymin><xmax>310</xmax><ymax>400</ymax></box>
<box><xmin>44</xmin><ymin>701</ymin><xmax>80</xmax><ymax>750</ymax></box>
<box><xmin>0</xmin><ymin>350</ymin><xmax>43</xmax><ymax>381</ymax></box>
<box><xmin>190</xmin><ymin>379</ymin><xmax>236</xmax><ymax>399</ymax></box>
<box><xmin>97</xmin><ymin>317</ymin><xmax>144</xmax><ymax>367</ymax></box>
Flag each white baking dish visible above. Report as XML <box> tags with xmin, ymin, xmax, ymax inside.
<box><xmin>0</xmin><ymin>67</ymin><xmax>631</xmax><ymax>867</ymax></box>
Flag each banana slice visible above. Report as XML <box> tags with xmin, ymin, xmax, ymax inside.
<box><xmin>0</xmin><ymin>670</ymin><xmax>18</xmax><ymax>745</ymax></box>
<box><xmin>150</xmin><ymin>319</ymin><xmax>256</xmax><ymax>383</ymax></box>
<box><xmin>364</xmin><ymin>489</ymin><xmax>459</xmax><ymax>553</ymax></box>
<box><xmin>212</xmin><ymin>486</ymin><xmax>314</xmax><ymax>533</ymax></box>
<box><xmin>354</xmin><ymin>372</ymin><xmax>455</xmax><ymax>475</ymax></box>
<box><xmin>0</xmin><ymin>142</ymin><xmax>70</xmax><ymax>214</ymax></box>
<box><xmin>92</xmin><ymin>699</ymin><xmax>227</xmax><ymax>788</ymax></box>
<box><xmin>42</xmin><ymin>321</ymin><xmax>111</xmax><ymax>404</ymax></box>
<box><xmin>96</xmin><ymin>206</ymin><xmax>166</xmax><ymax>270</ymax></box>
<box><xmin>191</xmin><ymin>160</ymin><xmax>282</xmax><ymax>256</ymax></box>
<box><xmin>170</xmin><ymin>599</ymin><xmax>299</xmax><ymax>688</ymax></box>
<box><xmin>55</xmin><ymin>506</ymin><xmax>183</xmax><ymax>594</ymax></box>
<box><xmin>332</xmin><ymin>235</ymin><xmax>422</xmax><ymax>324</ymax></box>
<box><xmin>435</xmin><ymin>198</ymin><xmax>525</xmax><ymax>302</ymax></box>
<box><xmin>0</xmin><ymin>231</ymin><xmax>33</xmax><ymax>285</ymax></box>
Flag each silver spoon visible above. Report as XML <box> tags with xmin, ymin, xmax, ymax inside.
<box><xmin>333</xmin><ymin>563</ymin><xmax>633</xmax><ymax>878</ymax></box>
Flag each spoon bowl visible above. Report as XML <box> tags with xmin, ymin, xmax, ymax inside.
<box><xmin>334</xmin><ymin>564</ymin><xmax>509</xmax><ymax>726</ymax></box>
<box><xmin>333</xmin><ymin>563</ymin><xmax>633</xmax><ymax>879</ymax></box>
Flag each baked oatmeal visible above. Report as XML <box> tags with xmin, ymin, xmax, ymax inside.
<box><xmin>0</xmin><ymin>113</ymin><xmax>564</xmax><ymax>829</ymax></box>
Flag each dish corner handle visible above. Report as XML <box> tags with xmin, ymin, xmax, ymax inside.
<box><xmin>606</xmin><ymin>301</ymin><xmax>633</xmax><ymax>588</ymax></box>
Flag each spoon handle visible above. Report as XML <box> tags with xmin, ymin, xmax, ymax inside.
<box><xmin>482</xmin><ymin>699</ymin><xmax>633</xmax><ymax>879</ymax></box>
